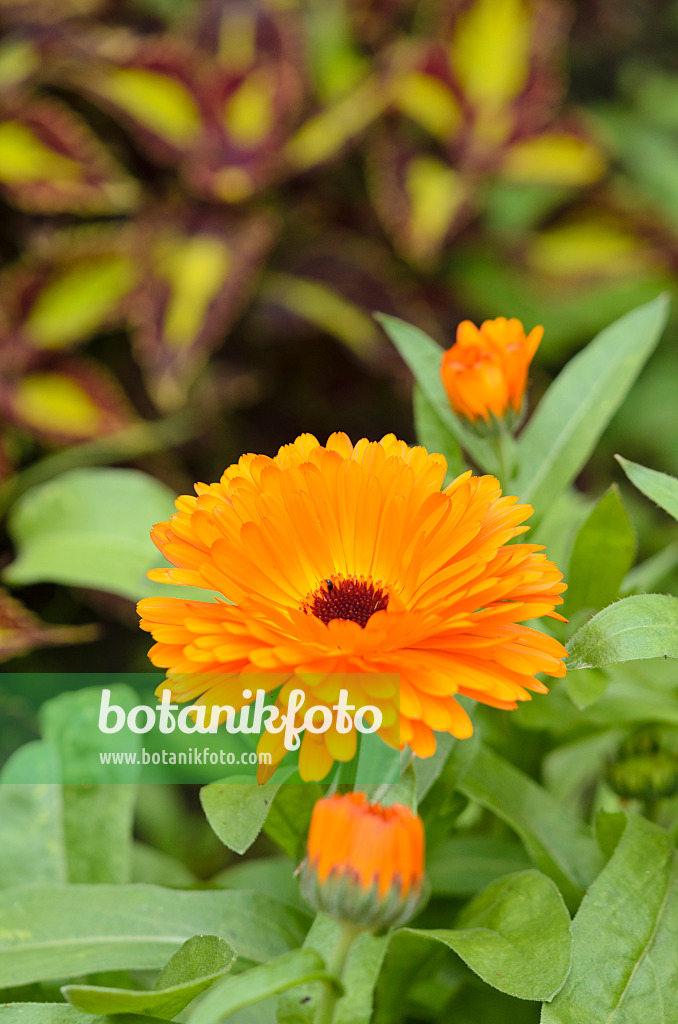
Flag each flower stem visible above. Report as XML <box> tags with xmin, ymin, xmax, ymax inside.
<box><xmin>491</xmin><ymin>424</ymin><xmax>514</xmax><ymax>490</ymax></box>
<box><xmin>314</xmin><ymin>921</ymin><xmax>361</xmax><ymax>1024</ymax></box>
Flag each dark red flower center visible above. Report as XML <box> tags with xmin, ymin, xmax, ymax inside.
<box><xmin>304</xmin><ymin>575</ymin><xmax>389</xmax><ymax>628</ymax></box>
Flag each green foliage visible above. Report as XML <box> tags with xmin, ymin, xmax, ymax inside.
<box><xmin>617</xmin><ymin>456</ymin><xmax>678</xmax><ymax>521</ymax></box>
<box><xmin>63</xmin><ymin>935</ymin><xmax>236</xmax><ymax>1017</ymax></box>
<box><xmin>563</xmin><ymin>485</ymin><xmax>636</xmax><ymax>617</ymax></box>
<box><xmin>567</xmin><ymin>594</ymin><xmax>678</xmax><ymax>669</ymax></box>
<box><xmin>406</xmin><ymin>870</ymin><xmax>572</xmax><ymax>1001</ymax></box>
<box><xmin>542</xmin><ymin>815</ymin><xmax>678</xmax><ymax>1024</ymax></box>
<box><xmin>0</xmin><ymin>885</ymin><xmax>309</xmax><ymax>988</ymax></box>
<box><xmin>3</xmin><ymin>468</ymin><xmax>203</xmax><ymax>600</ymax></box>
<box><xmin>514</xmin><ymin>295</ymin><xmax>669</xmax><ymax>512</ymax></box>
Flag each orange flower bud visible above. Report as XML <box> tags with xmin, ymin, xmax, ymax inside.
<box><xmin>440</xmin><ymin>317</ymin><xmax>543</xmax><ymax>425</ymax></box>
<box><xmin>300</xmin><ymin>792</ymin><xmax>425</xmax><ymax>929</ymax></box>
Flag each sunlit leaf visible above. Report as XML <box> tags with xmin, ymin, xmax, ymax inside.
<box><xmin>564</xmin><ymin>485</ymin><xmax>636</xmax><ymax>616</ymax></box>
<box><xmin>7</xmin><ymin>361</ymin><xmax>133</xmax><ymax>443</ymax></box>
<box><xmin>0</xmin><ymin>99</ymin><xmax>138</xmax><ymax>213</ymax></box>
<box><xmin>616</xmin><ymin>455</ymin><xmax>678</xmax><ymax>522</ymax></box>
<box><xmin>502</xmin><ymin>131</ymin><xmax>606</xmax><ymax>186</ymax></box>
<box><xmin>567</xmin><ymin>594</ymin><xmax>678</xmax><ymax>670</ymax></box>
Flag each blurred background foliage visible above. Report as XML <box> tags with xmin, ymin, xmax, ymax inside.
<box><xmin>2</xmin><ymin>0</ymin><xmax>678</xmax><ymax>666</ymax></box>
<box><xmin>1</xmin><ymin>2</ymin><xmax>678</xmax><ymax>1020</ymax></box>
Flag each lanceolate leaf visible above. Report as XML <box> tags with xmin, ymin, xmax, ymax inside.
<box><xmin>413</xmin><ymin>384</ymin><xmax>464</xmax><ymax>481</ymax></box>
<box><xmin>200</xmin><ymin>777</ymin><xmax>286</xmax><ymax>855</ymax></box>
<box><xmin>616</xmin><ymin>455</ymin><xmax>678</xmax><ymax>522</ymax></box>
<box><xmin>63</xmin><ymin>935</ymin><xmax>237</xmax><ymax>1017</ymax></box>
<box><xmin>405</xmin><ymin>870</ymin><xmax>572</xmax><ymax>1001</ymax></box>
<box><xmin>564</xmin><ymin>485</ymin><xmax>636</xmax><ymax>616</ymax></box>
<box><xmin>0</xmin><ymin>884</ymin><xmax>309</xmax><ymax>988</ymax></box>
<box><xmin>376</xmin><ymin>313</ymin><xmax>495</xmax><ymax>471</ymax></box>
<box><xmin>190</xmin><ymin>950</ymin><xmax>331</xmax><ymax>1024</ymax></box>
<box><xmin>457</xmin><ymin>744</ymin><xmax>603</xmax><ymax>908</ymax></box>
<box><xmin>542</xmin><ymin>815</ymin><xmax>678</xmax><ymax>1024</ymax></box>
<box><xmin>515</xmin><ymin>294</ymin><xmax>670</xmax><ymax>511</ymax></box>
<box><xmin>566</xmin><ymin>594</ymin><xmax>678</xmax><ymax>669</ymax></box>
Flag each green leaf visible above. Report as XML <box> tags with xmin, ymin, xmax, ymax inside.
<box><xmin>566</xmin><ymin>594</ymin><xmax>678</xmax><ymax>669</ymax></box>
<box><xmin>458</xmin><ymin>745</ymin><xmax>603</xmax><ymax>908</ymax></box>
<box><xmin>515</xmin><ymin>295</ymin><xmax>670</xmax><ymax>511</ymax></box>
<box><xmin>0</xmin><ymin>1007</ymin><xmax>92</xmax><ymax>1024</ymax></box>
<box><xmin>4</xmin><ymin>467</ymin><xmax>208</xmax><ymax>602</ymax></box>
<box><xmin>189</xmin><ymin>950</ymin><xmax>331</xmax><ymax>1024</ymax></box>
<box><xmin>564</xmin><ymin>668</ymin><xmax>608</xmax><ymax>709</ymax></box>
<box><xmin>61</xmin><ymin>783</ymin><xmax>136</xmax><ymax>883</ymax></box>
<box><xmin>263</xmin><ymin>784</ymin><xmax>324</xmax><ymax>860</ymax></box>
<box><xmin>277</xmin><ymin>915</ymin><xmax>388</xmax><ymax>1024</ymax></box>
<box><xmin>405</xmin><ymin>870</ymin><xmax>572</xmax><ymax>1001</ymax></box>
<box><xmin>212</xmin><ymin>856</ymin><xmax>304</xmax><ymax>912</ymax></box>
<box><xmin>412</xmin><ymin>384</ymin><xmax>464</xmax><ymax>480</ymax></box>
<box><xmin>200</xmin><ymin>778</ymin><xmax>283</xmax><ymax>855</ymax></box>
<box><xmin>376</xmin><ymin>313</ymin><xmax>495</xmax><ymax>470</ymax></box>
<box><xmin>0</xmin><ymin>884</ymin><xmax>309</xmax><ymax>988</ymax></box>
<box><xmin>63</xmin><ymin>935</ymin><xmax>236</xmax><ymax>1018</ymax></box>
<box><xmin>0</xmin><ymin>784</ymin><xmax>66</xmax><ymax>888</ymax></box>
<box><xmin>427</xmin><ymin>835</ymin><xmax>531</xmax><ymax>897</ymax></box>
<box><xmin>564</xmin><ymin>485</ymin><xmax>636</xmax><ymax>616</ymax></box>
<box><xmin>616</xmin><ymin>455</ymin><xmax>678</xmax><ymax>521</ymax></box>
<box><xmin>542</xmin><ymin>815</ymin><xmax>678</xmax><ymax>1024</ymax></box>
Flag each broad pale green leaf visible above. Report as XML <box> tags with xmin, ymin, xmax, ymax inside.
<box><xmin>567</xmin><ymin>594</ymin><xmax>678</xmax><ymax>669</ymax></box>
<box><xmin>61</xmin><ymin>783</ymin><xmax>136</xmax><ymax>883</ymax></box>
<box><xmin>376</xmin><ymin>313</ymin><xmax>495</xmax><ymax>470</ymax></box>
<box><xmin>277</xmin><ymin>914</ymin><xmax>388</xmax><ymax>1024</ymax></box>
<box><xmin>190</xmin><ymin>950</ymin><xmax>331</xmax><ymax>1024</ymax></box>
<box><xmin>515</xmin><ymin>294</ymin><xmax>670</xmax><ymax>510</ymax></box>
<box><xmin>412</xmin><ymin>384</ymin><xmax>464</xmax><ymax>480</ymax></box>
<box><xmin>458</xmin><ymin>745</ymin><xmax>603</xmax><ymax>908</ymax></box>
<box><xmin>406</xmin><ymin>870</ymin><xmax>571</xmax><ymax>1001</ymax></box>
<box><xmin>200</xmin><ymin>777</ymin><xmax>285</xmax><ymax>855</ymax></box>
<box><xmin>617</xmin><ymin>455</ymin><xmax>678</xmax><ymax>521</ymax></box>
<box><xmin>427</xmin><ymin>835</ymin><xmax>531</xmax><ymax>897</ymax></box>
<box><xmin>0</xmin><ymin>884</ymin><xmax>309</xmax><ymax>988</ymax></box>
<box><xmin>0</xmin><ymin>784</ymin><xmax>66</xmax><ymax>888</ymax></box>
<box><xmin>63</xmin><ymin>935</ymin><xmax>236</xmax><ymax>1017</ymax></box>
<box><xmin>564</xmin><ymin>485</ymin><xmax>636</xmax><ymax>616</ymax></box>
<box><xmin>542</xmin><ymin>815</ymin><xmax>678</xmax><ymax>1024</ymax></box>
<box><xmin>4</xmin><ymin>467</ymin><xmax>208</xmax><ymax>601</ymax></box>
<box><xmin>0</xmin><ymin>1007</ymin><xmax>93</xmax><ymax>1024</ymax></box>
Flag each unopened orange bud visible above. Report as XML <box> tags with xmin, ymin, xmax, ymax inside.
<box><xmin>440</xmin><ymin>317</ymin><xmax>543</xmax><ymax>426</ymax></box>
<box><xmin>300</xmin><ymin>792</ymin><xmax>425</xmax><ymax>929</ymax></box>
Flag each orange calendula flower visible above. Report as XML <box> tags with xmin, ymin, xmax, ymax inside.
<box><xmin>440</xmin><ymin>317</ymin><xmax>543</xmax><ymax>425</ymax></box>
<box><xmin>300</xmin><ymin>792</ymin><xmax>425</xmax><ymax>928</ymax></box>
<box><xmin>137</xmin><ymin>432</ymin><xmax>567</xmax><ymax>781</ymax></box>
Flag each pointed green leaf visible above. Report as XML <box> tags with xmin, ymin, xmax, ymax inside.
<box><xmin>515</xmin><ymin>295</ymin><xmax>670</xmax><ymax>510</ymax></box>
<box><xmin>189</xmin><ymin>950</ymin><xmax>331</xmax><ymax>1024</ymax></box>
<box><xmin>567</xmin><ymin>594</ymin><xmax>678</xmax><ymax>669</ymax></box>
<box><xmin>412</xmin><ymin>385</ymin><xmax>464</xmax><ymax>480</ymax></box>
<box><xmin>617</xmin><ymin>455</ymin><xmax>678</xmax><ymax>521</ymax></box>
<box><xmin>0</xmin><ymin>884</ymin><xmax>309</xmax><ymax>988</ymax></box>
<box><xmin>405</xmin><ymin>870</ymin><xmax>572</xmax><ymax>1001</ymax></box>
<box><xmin>564</xmin><ymin>485</ymin><xmax>636</xmax><ymax>616</ymax></box>
<box><xmin>542</xmin><ymin>815</ymin><xmax>678</xmax><ymax>1024</ymax></box>
<box><xmin>458</xmin><ymin>745</ymin><xmax>603</xmax><ymax>908</ymax></box>
<box><xmin>200</xmin><ymin>778</ymin><xmax>284</xmax><ymax>855</ymax></box>
<box><xmin>63</xmin><ymin>935</ymin><xmax>236</xmax><ymax>1018</ymax></box>
<box><xmin>376</xmin><ymin>313</ymin><xmax>495</xmax><ymax>470</ymax></box>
